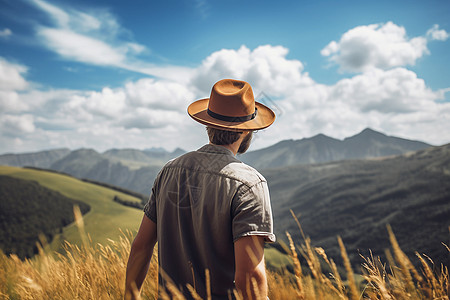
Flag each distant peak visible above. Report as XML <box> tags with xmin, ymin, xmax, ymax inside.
<box><xmin>342</xmin><ymin>128</ymin><xmax>385</xmax><ymax>142</ymax></box>
<box><xmin>308</xmin><ymin>133</ymin><xmax>340</xmax><ymax>142</ymax></box>
<box><xmin>360</xmin><ymin>128</ymin><xmax>383</xmax><ymax>135</ymax></box>
<box><xmin>73</xmin><ymin>148</ymin><xmax>98</xmax><ymax>154</ymax></box>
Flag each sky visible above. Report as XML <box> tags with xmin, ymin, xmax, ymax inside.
<box><xmin>0</xmin><ymin>0</ymin><xmax>449</xmax><ymax>154</ymax></box>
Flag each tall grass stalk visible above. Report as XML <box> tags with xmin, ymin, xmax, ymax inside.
<box><xmin>0</xmin><ymin>220</ymin><xmax>448</xmax><ymax>299</ymax></box>
<box><xmin>337</xmin><ymin>236</ymin><xmax>359</xmax><ymax>300</ymax></box>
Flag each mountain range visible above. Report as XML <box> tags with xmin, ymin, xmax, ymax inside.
<box><xmin>0</xmin><ymin>147</ymin><xmax>185</xmax><ymax>195</ymax></box>
<box><xmin>0</xmin><ymin>128</ymin><xmax>432</xmax><ymax>195</ymax></box>
<box><xmin>239</xmin><ymin>128</ymin><xmax>431</xmax><ymax>169</ymax></box>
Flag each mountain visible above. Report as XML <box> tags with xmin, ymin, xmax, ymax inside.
<box><xmin>0</xmin><ymin>148</ymin><xmax>70</xmax><ymax>168</ymax></box>
<box><xmin>0</xmin><ymin>129</ymin><xmax>436</xmax><ymax>196</ymax></box>
<box><xmin>263</xmin><ymin>143</ymin><xmax>450</xmax><ymax>268</ymax></box>
<box><xmin>103</xmin><ymin>147</ymin><xmax>185</xmax><ymax>169</ymax></box>
<box><xmin>50</xmin><ymin>149</ymin><xmax>106</xmax><ymax>178</ymax></box>
<box><xmin>49</xmin><ymin>149</ymin><xmax>164</xmax><ymax>195</ymax></box>
<box><xmin>240</xmin><ymin>128</ymin><xmax>431</xmax><ymax>169</ymax></box>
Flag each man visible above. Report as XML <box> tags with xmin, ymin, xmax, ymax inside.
<box><xmin>125</xmin><ymin>79</ymin><xmax>276</xmax><ymax>300</ymax></box>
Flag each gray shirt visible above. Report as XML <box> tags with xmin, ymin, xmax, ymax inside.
<box><xmin>144</xmin><ymin>144</ymin><xmax>275</xmax><ymax>299</ymax></box>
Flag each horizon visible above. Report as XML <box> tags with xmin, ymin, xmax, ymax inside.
<box><xmin>1</xmin><ymin>0</ymin><xmax>449</xmax><ymax>154</ymax></box>
<box><xmin>0</xmin><ymin>126</ymin><xmax>440</xmax><ymax>155</ymax></box>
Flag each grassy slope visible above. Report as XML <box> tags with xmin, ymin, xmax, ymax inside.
<box><xmin>0</xmin><ymin>165</ymin><xmax>291</xmax><ymax>268</ymax></box>
<box><xmin>0</xmin><ymin>166</ymin><xmax>144</xmax><ymax>251</ymax></box>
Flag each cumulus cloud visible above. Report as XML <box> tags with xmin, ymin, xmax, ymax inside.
<box><xmin>321</xmin><ymin>22</ymin><xmax>431</xmax><ymax>72</ymax></box>
<box><xmin>125</xmin><ymin>79</ymin><xmax>194</xmax><ymax>111</ymax></box>
<box><xmin>0</xmin><ymin>58</ymin><xmax>28</xmax><ymax>91</ymax></box>
<box><xmin>0</xmin><ymin>59</ymin><xmax>29</xmax><ymax>113</ymax></box>
<box><xmin>1</xmin><ymin>42</ymin><xmax>450</xmax><ymax>153</ymax></box>
<box><xmin>329</xmin><ymin>68</ymin><xmax>437</xmax><ymax>113</ymax></box>
<box><xmin>0</xmin><ymin>91</ymin><xmax>28</xmax><ymax>112</ymax></box>
<box><xmin>191</xmin><ymin>45</ymin><xmax>312</xmax><ymax>97</ymax></box>
<box><xmin>262</xmin><ymin>67</ymin><xmax>450</xmax><ymax>149</ymax></box>
<box><xmin>426</xmin><ymin>24</ymin><xmax>449</xmax><ymax>41</ymax></box>
<box><xmin>0</xmin><ymin>114</ymin><xmax>35</xmax><ymax>136</ymax></box>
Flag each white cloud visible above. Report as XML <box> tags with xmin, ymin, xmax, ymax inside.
<box><xmin>321</xmin><ymin>22</ymin><xmax>430</xmax><ymax>72</ymax></box>
<box><xmin>269</xmin><ymin>66</ymin><xmax>450</xmax><ymax>146</ymax></box>
<box><xmin>0</xmin><ymin>28</ymin><xmax>12</xmax><ymax>38</ymax></box>
<box><xmin>0</xmin><ymin>114</ymin><xmax>35</xmax><ymax>136</ymax></box>
<box><xmin>320</xmin><ymin>41</ymin><xmax>338</xmax><ymax>57</ymax></box>
<box><xmin>120</xmin><ymin>108</ymin><xmax>185</xmax><ymax>129</ymax></box>
<box><xmin>125</xmin><ymin>79</ymin><xmax>194</xmax><ymax>111</ymax></box>
<box><xmin>0</xmin><ymin>59</ymin><xmax>29</xmax><ymax>113</ymax></box>
<box><xmin>1</xmin><ymin>42</ymin><xmax>450</xmax><ymax>154</ymax></box>
<box><xmin>0</xmin><ymin>58</ymin><xmax>28</xmax><ymax>91</ymax></box>
<box><xmin>29</xmin><ymin>0</ymin><xmax>184</xmax><ymax>78</ymax></box>
<box><xmin>37</xmin><ymin>28</ymin><xmax>126</xmax><ymax>66</ymax></box>
<box><xmin>329</xmin><ymin>68</ymin><xmax>437</xmax><ymax>113</ymax></box>
<box><xmin>0</xmin><ymin>91</ymin><xmax>28</xmax><ymax>112</ymax></box>
<box><xmin>191</xmin><ymin>45</ymin><xmax>311</xmax><ymax>97</ymax></box>
<box><xmin>426</xmin><ymin>24</ymin><xmax>449</xmax><ymax>41</ymax></box>
<box><xmin>69</xmin><ymin>87</ymin><xmax>127</xmax><ymax>118</ymax></box>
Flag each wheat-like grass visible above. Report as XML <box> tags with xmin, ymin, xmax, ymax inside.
<box><xmin>0</xmin><ymin>218</ymin><xmax>448</xmax><ymax>299</ymax></box>
<box><xmin>337</xmin><ymin>236</ymin><xmax>359</xmax><ymax>300</ymax></box>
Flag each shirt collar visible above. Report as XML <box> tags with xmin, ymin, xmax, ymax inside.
<box><xmin>197</xmin><ymin>144</ymin><xmax>235</xmax><ymax>157</ymax></box>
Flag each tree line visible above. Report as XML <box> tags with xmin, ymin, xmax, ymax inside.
<box><xmin>0</xmin><ymin>175</ymin><xmax>90</xmax><ymax>259</ymax></box>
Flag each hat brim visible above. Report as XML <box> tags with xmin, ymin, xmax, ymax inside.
<box><xmin>188</xmin><ymin>98</ymin><xmax>275</xmax><ymax>131</ymax></box>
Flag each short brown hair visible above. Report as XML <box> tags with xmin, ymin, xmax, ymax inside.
<box><xmin>207</xmin><ymin>127</ymin><xmax>242</xmax><ymax>145</ymax></box>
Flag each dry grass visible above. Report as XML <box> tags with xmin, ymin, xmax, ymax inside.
<box><xmin>0</xmin><ymin>214</ymin><xmax>448</xmax><ymax>299</ymax></box>
<box><xmin>0</xmin><ymin>231</ymin><xmax>158</xmax><ymax>300</ymax></box>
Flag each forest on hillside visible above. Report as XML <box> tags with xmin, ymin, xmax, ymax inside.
<box><xmin>0</xmin><ymin>175</ymin><xmax>90</xmax><ymax>259</ymax></box>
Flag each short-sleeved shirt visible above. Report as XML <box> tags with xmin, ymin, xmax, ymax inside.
<box><xmin>144</xmin><ymin>144</ymin><xmax>275</xmax><ymax>299</ymax></box>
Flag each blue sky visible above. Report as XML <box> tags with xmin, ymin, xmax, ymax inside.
<box><xmin>0</xmin><ymin>0</ymin><xmax>449</xmax><ymax>153</ymax></box>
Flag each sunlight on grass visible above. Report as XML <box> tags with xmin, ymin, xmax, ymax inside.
<box><xmin>0</xmin><ymin>166</ymin><xmax>143</xmax><ymax>251</ymax></box>
<box><xmin>0</xmin><ymin>221</ymin><xmax>448</xmax><ymax>299</ymax></box>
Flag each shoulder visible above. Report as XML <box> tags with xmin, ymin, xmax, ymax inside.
<box><xmin>222</xmin><ymin>161</ymin><xmax>266</xmax><ymax>188</ymax></box>
<box><xmin>158</xmin><ymin>147</ymin><xmax>266</xmax><ymax>187</ymax></box>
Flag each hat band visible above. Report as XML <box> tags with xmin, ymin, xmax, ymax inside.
<box><xmin>207</xmin><ymin>108</ymin><xmax>258</xmax><ymax>122</ymax></box>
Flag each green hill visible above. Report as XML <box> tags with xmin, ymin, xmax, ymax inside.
<box><xmin>0</xmin><ymin>175</ymin><xmax>90</xmax><ymax>259</ymax></box>
<box><xmin>0</xmin><ymin>166</ymin><xmax>145</xmax><ymax>254</ymax></box>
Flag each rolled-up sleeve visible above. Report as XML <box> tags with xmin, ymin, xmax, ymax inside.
<box><xmin>143</xmin><ymin>186</ymin><xmax>157</xmax><ymax>223</ymax></box>
<box><xmin>231</xmin><ymin>181</ymin><xmax>276</xmax><ymax>243</ymax></box>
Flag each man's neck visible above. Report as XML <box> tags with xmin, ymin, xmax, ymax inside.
<box><xmin>210</xmin><ymin>142</ymin><xmax>238</xmax><ymax>156</ymax></box>
<box><xmin>209</xmin><ymin>131</ymin><xmax>250</xmax><ymax>156</ymax></box>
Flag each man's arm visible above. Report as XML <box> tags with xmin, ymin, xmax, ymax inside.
<box><xmin>124</xmin><ymin>215</ymin><xmax>157</xmax><ymax>300</ymax></box>
<box><xmin>234</xmin><ymin>235</ymin><xmax>268</xmax><ymax>300</ymax></box>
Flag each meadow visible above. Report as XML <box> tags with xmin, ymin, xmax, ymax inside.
<box><xmin>0</xmin><ymin>214</ymin><xmax>448</xmax><ymax>299</ymax></box>
<box><xmin>0</xmin><ymin>166</ymin><xmax>144</xmax><ymax>252</ymax></box>
<box><xmin>0</xmin><ymin>166</ymin><xmax>448</xmax><ymax>299</ymax></box>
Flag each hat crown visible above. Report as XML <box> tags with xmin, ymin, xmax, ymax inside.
<box><xmin>208</xmin><ymin>79</ymin><xmax>255</xmax><ymax>117</ymax></box>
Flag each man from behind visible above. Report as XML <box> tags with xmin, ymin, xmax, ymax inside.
<box><xmin>125</xmin><ymin>78</ymin><xmax>276</xmax><ymax>299</ymax></box>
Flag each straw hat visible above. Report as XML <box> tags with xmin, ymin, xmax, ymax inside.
<box><xmin>187</xmin><ymin>79</ymin><xmax>275</xmax><ymax>131</ymax></box>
